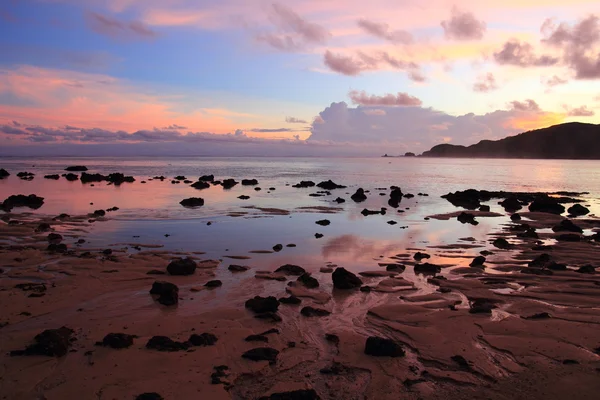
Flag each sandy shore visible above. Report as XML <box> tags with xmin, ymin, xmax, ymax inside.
<box><xmin>1</xmin><ymin>205</ymin><xmax>600</xmax><ymax>400</ymax></box>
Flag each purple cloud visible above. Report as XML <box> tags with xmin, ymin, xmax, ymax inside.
<box><xmin>323</xmin><ymin>50</ymin><xmax>424</xmax><ymax>81</ymax></box>
<box><xmin>441</xmin><ymin>8</ymin><xmax>486</xmax><ymax>40</ymax></box>
<box><xmin>565</xmin><ymin>105</ymin><xmax>595</xmax><ymax>117</ymax></box>
<box><xmin>349</xmin><ymin>90</ymin><xmax>422</xmax><ymax>107</ymax></box>
<box><xmin>473</xmin><ymin>73</ymin><xmax>497</xmax><ymax>92</ymax></box>
<box><xmin>357</xmin><ymin>19</ymin><xmax>413</xmax><ymax>45</ymax></box>
<box><xmin>493</xmin><ymin>40</ymin><xmax>559</xmax><ymax>67</ymax></box>
<box><xmin>87</xmin><ymin>12</ymin><xmax>156</xmax><ymax>40</ymax></box>
<box><xmin>286</xmin><ymin>116</ymin><xmax>307</xmax><ymax>124</ymax></box>
<box><xmin>509</xmin><ymin>99</ymin><xmax>541</xmax><ymax>112</ymax></box>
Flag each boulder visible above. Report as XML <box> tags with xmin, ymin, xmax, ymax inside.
<box><xmin>279</xmin><ymin>296</ymin><xmax>301</xmax><ymax>305</ymax></box>
<box><xmin>388</xmin><ymin>187</ymin><xmax>404</xmax><ymax>208</ymax></box>
<box><xmin>332</xmin><ymin>267</ymin><xmax>362</xmax><ymax>289</ymax></box>
<box><xmin>167</xmin><ymin>257</ymin><xmax>197</xmax><ymax>275</ymax></box>
<box><xmin>364</xmin><ymin>336</ymin><xmax>405</xmax><ymax>357</ymax></box>
<box><xmin>1</xmin><ymin>194</ymin><xmax>45</xmax><ymax>211</ymax></box>
<box><xmin>317</xmin><ymin>180</ymin><xmax>346</xmax><ymax>190</ymax></box>
<box><xmin>292</xmin><ymin>181</ymin><xmax>316</xmax><ymax>188</ymax></box>
<box><xmin>499</xmin><ymin>196</ymin><xmax>522</xmax><ymax>212</ymax></box>
<box><xmin>65</xmin><ymin>166</ymin><xmax>88</xmax><ymax>171</ymax></box>
<box><xmin>361</xmin><ymin>208</ymin><xmax>385</xmax><ymax>216</ymax></box>
<box><xmin>552</xmin><ymin>219</ymin><xmax>583</xmax><ymax>233</ymax></box>
<box><xmin>469</xmin><ymin>299</ymin><xmax>496</xmax><ymax>314</ymax></box>
<box><xmin>242</xmin><ymin>347</ymin><xmax>279</xmax><ymax>363</ymax></box>
<box><xmin>315</xmin><ymin>219</ymin><xmax>330</xmax><ymax>226</ymax></box>
<box><xmin>257</xmin><ymin>390</ymin><xmax>320</xmax><ymax>400</ymax></box>
<box><xmin>510</xmin><ymin>213</ymin><xmax>522</xmax><ymax>221</ymax></box>
<box><xmin>204</xmin><ymin>280</ymin><xmax>222</xmax><ymax>288</ymax></box>
<box><xmin>228</xmin><ymin>264</ymin><xmax>249</xmax><ymax>272</ymax></box>
<box><xmin>301</xmin><ymin>306</ymin><xmax>330</xmax><ymax>317</ymax></box>
<box><xmin>576</xmin><ymin>265</ymin><xmax>595</xmax><ymax>274</ymax></box>
<box><xmin>238</xmin><ymin>195</ymin><xmax>250</xmax><ymax>200</ymax></box>
<box><xmin>457</xmin><ymin>212</ymin><xmax>478</xmax><ymax>225</ymax></box>
<box><xmin>245</xmin><ymin>296</ymin><xmax>280</xmax><ymax>313</ymax></box>
<box><xmin>529</xmin><ymin>253</ymin><xmax>552</xmax><ymax>268</ymax></box>
<box><xmin>96</xmin><ymin>333</ymin><xmax>136</xmax><ymax>349</ymax></box>
<box><xmin>297</xmin><ymin>273</ymin><xmax>319</xmax><ymax>288</ymax></box>
<box><xmin>149</xmin><ymin>281</ymin><xmax>179</xmax><ymax>306</ymax></box>
<box><xmin>334</xmin><ymin>197</ymin><xmax>345</xmax><ymax>204</ymax></box>
<box><xmin>180</xmin><ymin>197</ymin><xmax>204</xmax><ymax>207</ymax></box>
<box><xmin>529</xmin><ymin>197</ymin><xmax>565</xmax><ymax>214</ymax></box>
<box><xmin>107</xmin><ymin>173</ymin><xmax>135</xmax><ymax>185</ymax></box>
<box><xmin>492</xmin><ymin>238</ymin><xmax>511</xmax><ymax>249</ymax></box>
<box><xmin>275</xmin><ymin>264</ymin><xmax>306</xmax><ymax>275</ymax></box>
<box><xmin>0</xmin><ymin>168</ymin><xmax>9</xmax><ymax>179</ymax></box>
<box><xmin>441</xmin><ymin>189</ymin><xmax>481</xmax><ymax>210</ymax></box>
<box><xmin>10</xmin><ymin>327</ymin><xmax>74</xmax><ymax>357</ymax></box>
<box><xmin>413</xmin><ymin>252</ymin><xmax>430</xmax><ymax>261</ymax></box>
<box><xmin>47</xmin><ymin>233</ymin><xmax>63</xmax><ymax>242</ymax></box>
<box><xmin>44</xmin><ymin>174</ymin><xmax>60</xmax><ymax>180</ymax></box>
<box><xmin>242</xmin><ymin>179</ymin><xmax>259</xmax><ymax>186</ymax></box>
<box><xmin>146</xmin><ymin>336</ymin><xmax>189</xmax><ymax>352</ymax></box>
<box><xmin>470</xmin><ymin>256</ymin><xmax>486</xmax><ymax>268</ymax></box>
<box><xmin>414</xmin><ymin>263</ymin><xmax>441</xmax><ymax>275</ymax></box>
<box><xmin>351</xmin><ymin>188</ymin><xmax>367</xmax><ymax>202</ymax></box>
<box><xmin>221</xmin><ymin>179</ymin><xmax>238</xmax><ymax>189</ymax></box>
<box><xmin>199</xmin><ymin>174</ymin><xmax>214</xmax><ymax>182</ymax></box>
<box><xmin>479</xmin><ymin>205</ymin><xmax>491</xmax><ymax>212</ymax></box>
<box><xmin>568</xmin><ymin>204</ymin><xmax>590</xmax><ymax>216</ymax></box>
<box><xmin>80</xmin><ymin>172</ymin><xmax>108</xmax><ymax>184</ymax></box>
<box><xmin>191</xmin><ymin>181</ymin><xmax>210</xmax><ymax>190</ymax></box>
<box><xmin>385</xmin><ymin>264</ymin><xmax>406</xmax><ymax>273</ymax></box>
<box><xmin>36</xmin><ymin>223</ymin><xmax>51</xmax><ymax>232</ymax></box>
<box><xmin>557</xmin><ymin>233</ymin><xmax>582</xmax><ymax>242</ymax></box>
<box><xmin>63</xmin><ymin>173</ymin><xmax>79</xmax><ymax>181</ymax></box>
<box><xmin>188</xmin><ymin>333</ymin><xmax>218</xmax><ymax>346</ymax></box>
<box><xmin>136</xmin><ymin>394</ymin><xmax>164</xmax><ymax>400</ymax></box>
<box><xmin>272</xmin><ymin>244</ymin><xmax>283</xmax><ymax>252</ymax></box>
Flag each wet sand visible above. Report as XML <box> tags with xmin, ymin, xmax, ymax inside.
<box><xmin>1</xmin><ymin>190</ymin><xmax>600</xmax><ymax>399</ymax></box>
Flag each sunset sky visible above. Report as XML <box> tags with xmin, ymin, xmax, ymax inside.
<box><xmin>0</xmin><ymin>0</ymin><xmax>599</xmax><ymax>155</ymax></box>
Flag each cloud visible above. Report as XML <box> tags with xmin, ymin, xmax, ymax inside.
<box><xmin>541</xmin><ymin>15</ymin><xmax>600</xmax><ymax>79</ymax></box>
<box><xmin>323</xmin><ymin>50</ymin><xmax>423</xmax><ymax>80</ymax></box>
<box><xmin>349</xmin><ymin>90</ymin><xmax>422</xmax><ymax>106</ymax></box>
<box><xmin>256</xmin><ymin>3</ymin><xmax>330</xmax><ymax>51</ymax></box>
<box><xmin>357</xmin><ymin>19</ymin><xmax>413</xmax><ymax>45</ymax></box>
<box><xmin>87</xmin><ymin>12</ymin><xmax>157</xmax><ymax>40</ymax></box>
<box><xmin>440</xmin><ymin>7</ymin><xmax>486</xmax><ymax>40</ymax></box>
<box><xmin>564</xmin><ymin>105</ymin><xmax>595</xmax><ymax>117</ymax></box>
<box><xmin>493</xmin><ymin>40</ymin><xmax>559</xmax><ymax>67</ymax></box>
<box><xmin>286</xmin><ymin>116</ymin><xmax>308</xmax><ymax>124</ymax></box>
<box><xmin>543</xmin><ymin>75</ymin><xmax>568</xmax><ymax>87</ymax></box>
<box><xmin>473</xmin><ymin>73</ymin><xmax>497</xmax><ymax>92</ymax></box>
<box><xmin>163</xmin><ymin>124</ymin><xmax>187</xmax><ymax>130</ymax></box>
<box><xmin>308</xmin><ymin>100</ymin><xmax>563</xmax><ymax>152</ymax></box>
<box><xmin>249</xmin><ymin>128</ymin><xmax>295</xmax><ymax>133</ymax></box>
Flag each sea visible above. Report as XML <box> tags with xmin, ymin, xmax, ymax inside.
<box><xmin>1</xmin><ymin>156</ymin><xmax>599</xmax><ymax>276</ymax></box>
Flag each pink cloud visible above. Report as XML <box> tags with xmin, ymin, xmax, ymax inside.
<box><xmin>323</xmin><ymin>50</ymin><xmax>424</xmax><ymax>81</ymax></box>
<box><xmin>509</xmin><ymin>99</ymin><xmax>541</xmax><ymax>112</ymax></box>
<box><xmin>565</xmin><ymin>105</ymin><xmax>595</xmax><ymax>117</ymax></box>
<box><xmin>493</xmin><ymin>40</ymin><xmax>559</xmax><ymax>67</ymax></box>
<box><xmin>87</xmin><ymin>12</ymin><xmax>156</xmax><ymax>40</ymax></box>
<box><xmin>349</xmin><ymin>90</ymin><xmax>422</xmax><ymax>106</ymax></box>
<box><xmin>357</xmin><ymin>19</ymin><xmax>413</xmax><ymax>45</ymax></box>
<box><xmin>441</xmin><ymin>7</ymin><xmax>486</xmax><ymax>40</ymax></box>
<box><xmin>543</xmin><ymin>75</ymin><xmax>568</xmax><ymax>87</ymax></box>
<box><xmin>473</xmin><ymin>73</ymin><xmax>497</xmax><ymax>92</ymax></box>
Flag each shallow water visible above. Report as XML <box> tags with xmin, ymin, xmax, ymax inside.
<box><xmin>1</xmin><ymin>156</ymin><xmax>599</xmax><ymax>272</ymax></box>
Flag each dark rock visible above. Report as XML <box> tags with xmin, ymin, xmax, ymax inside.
<box><xmin>242</xmin><ymin>179</ymin><xmax>259</xmax><ymax>185</ymax></box>
<box><xmin>547</xmin><ymin>262</ymin><xmax>568</xmax><ymax>271</ymax></box>
<box><xmin>229</xmin><ymin>264</ymin><xmax>249</xmax><ymax>272</ymax></box>
<box><xmin>441</xmin><ymin>189</ymin><xmax>482</xmax><ymax>210</ymax></box>
<box><xmin>0</xmin><ymin>194</ymin><xmax>45</xmax><ymax>211</ymax></box>
<box><xmin>191</xmin><ymin>181</ymin><xmax>210</xmax><ymax>190</ymax></box>
<box><xmin>15</xmin><ymin>283</ymin><xmax>46</xmax><ymax>293</ymax></box>
<box><xmin>562</xmin><ymin>359</ymin><xmax>579</xmax><ymax>365</ymax></box>
<box><xmin>189</xmin><ymin>333</ymin><xmax>218</xmax><ymax>346</ymax></box>
<box><xmin>0</xmin><ymin>168</ymin><xmax>9</xmax><ymax>179</ymax></box>
<box><xmin>521</xmin><ymin>267</ymin><xmax>553</xmax><ymax>276</ymax></box>
<box><xmin>275</xmin><ymin>264</ymin><xmax>306</xmax><ymax>275</ymax></box>
<box><xmin>557</xmin><ymin>233</ymin><xmax>581</xmax><ymax>242</ymax></box>
<box><xmin>469</xmin><ymin>299</ymin><xmax>496</xmax><ymax>314</ymax></box>
<box><xmin>221</xmin><ymin>179</ymin><xmax>238</xmax><ymax>189</ymax></box>
<box><xmin>65</xmin><ymin>166</ymin><xmax>88</xmax><ymax>171</ymax></box>
<box><xmin>106</xmin><ymin>173</ymin><xmax>135</xmax><ymax>185</ymax></box>
<box><xmin>286</xmin><ymin>244</ymin><xmax>296</xmax><ymax>248</ymax></box>
<box><xmin>332</xmin><ymin>267</ymin><xmax>363</xmax><ymax>289</ymax></box>
<box><xmin>451</xmin><ymin>355</ymin><xmax>471</xmax><ymax>370</ymax></box>
<box><xmin>361</xmin><ymin>208</ymin><xmax>385</xmax><ymax>216</ymax></box>
<box><xmin>360</xmin><ymin>286</ymin><xmax>372</xmax><ymax>292</ymax></box>
<box><xmin>180</xmin><ymin>197</ymin><xmax>204</xmax><ymax>207</ymax></box>
<box><xmin>388</xmin><ymin>187</ymin><xmax>404</xmax><ymax>208</ymax></box>
<box><xmin>146</xmin><ymin>336</ymin><xmax>189</xmax><ymax>352</ymax></box>
<box><xmin>414</xmin><ymin>263</ymin><xmax>441</xmax><ymax>275</ymax></box>
<box><xmin>199</xmin><ymin>174</ymin><xmax>214</xmax><ymax>182</ymax></box>
<box><xmin>499</xmin><ymin>196</ymin><xmax>522</xmax><ymax>212</ymax></box>
<box><xmin>93</xmin><ymin>209</ymin><xmax>106</xmax><ymax>217</ymax></box>
<box><xmin>387</xmin><ymin>220</ymin><xmax>398</xmax><ymax>225</ymax></box>
<box><xmin>238</xmin><ymin>195</ymin><xmax>250</xmax><ymax>200</ymax></box>
<box><xmin>413</xmin><ymin>252</ymin><xmax>430</xmax><ymax>261</ymax></box>
<box><xmin>44</xmin><ymin>174</ymin><xmax>60</xmax><ymax>180</ymax></box>
<box><xmin>314</xmin><ymin>233</ymin><xmax>324</xmax><ymax>239</ymax></box>
<box><xmin>492</xmin><ymin>238</ymin><xmax>511</xmax><ymax>249</ymax></box>
<box><xmin>272</xmin><ymin>244</ymin><xmax>283</xmax><ymax>252</ymax></box>
<box><xmin>257</xmin><ymin>389</ymin><xmax>320</xmax><ymax>400</ymax></box>
<box><xmin>80</xmin><ymin>173</ymin><xmax>107</xmax><ymax>184</ymax></box>
<box><xmin>245</xmin><ymin>296</ymin><xmax>280</xmax><ymax>313</ymax></box>
<box><xmin>146</xmin><ymin>270</ymin><xmax>166</xmax><ymax>275</ymax></box>
<box><xmin>479</xmin><ymin>205</ymin><xmax>491</xmax><ymax>212</ymax></box>
<box><xmin>301</xmin><ymin>306</ymin><xmax>330</xmax><ymax>317</ymax></box>
<box><xmin>568</xmin><ymin>204</ymin><xmax>589</xmax><ymax>216</ymax></box>
<box><xmin>529</xmin><ymin>197</ymin><xmax>565</xmax><ymax>214</ymax></box>
<box><xmin>385</xmin><ymin>264</ymin><xmax>406</xmax><ymax>273</ymax></box>
<box><xmin>470</xmin><ymin>256</ymin><xmax>486</xmax><ymax>268</ymax></box>
<box><xmin>297</xmin><ymin>273</ymin><xmax>319</xmax><ymax>288</ymax></box>
<box><xmin>36</xmin><ymin>223</ymin><xmax>52</xmax><ymax>232</ymax></box>
<box><xmin>254</xmin><ymin>312</ymin><xmax>282</xmax><ymax>322</ymax></box>
<box><xmin>149</xmin><ymin>281</ymin><xmax>179</xmax><ymax>306</ymax></box>
<box><xmin>63</xmin><ymin>173</ymin><xmax>79</xmax><ymax>181</ymax></box>
<box><xmin>317</xmin><ymin>180</ymin><xmax>346</xmax><ymax>190</ymax></box>
<box><xmin>315</xmin><ymin>219</ymin><xmax>330</xmax><ymax>226</ymax></box>
<box><xmin>576</xmin><ymin>265</ymin><xmax>595</xmax><ymax>274</ymax></box>
<box><xmin>510</xmin><ymin>213</ymin><xmax>522</xmax><ymax>221</ymax></box>
<box><xmin>10</xmin><ymin>327</ymin><xmax>74</xmax><ymax>357</ymax></box>
<box><xmin>334</xmin><ymin>197</ymin><xmax>345</xmax><ymax>204</ymax></box>
<box><xmin>529</xmin><ymin>253</ymin><xmax>553</xmax><ymax>268</ymax></box>
<box><xmin>47</xmin><ymin>243</ymin><xmax>67</xmax><ymax>253</ymax></box>
<box><xmin>96</xmin><ymin>333</ymin><xmax>136</xmax><ymax>349</ymax></box>
<box><xmin>242</xmin><ymin>347</ymin><xmax>279</xmax><ymax>363</ymax></box>
<box><xmin>364</xmin><ymin>336</ymin><xmax>405</xmax><ymax>357</ymax></box>
<box><xmin>136</xmin><ymin>393</ymin><xmax>164</xmax><ymax>400</ymax></box>
<box><xmin>17</xmin><ymin>171</ymin><xmax>35</xmax><ymax>180</ymax></box>
<box><xmin>279</xmin><ymin>296</ymin><xmax>301</xmax><ymax>305</ymax></box>
<box><xmin>457</xmin><ymin>212</ymin><xmax>478</xmax><ymax>225</ymax></box>
<box><xmin>552</xmin><ymin>219</ymin><xmax>583</xmax><ymax>233</ymax></box>
<box><xmin>517</xmin><ymin>228</ymin><xmax>539</xmax><ymax>239</ymax></box>
<box><xmin>174</xmin><ymin>175</ymin><xmax>186</xmax><ymax>180</ymax></box>
<box><xmin>47</xmin><ymin>233</ymin><xmax>63</xmax><ymax>242</ymax></box>
<box><xmin>350</xmin><ymin>188</ymin><xmax>367</xmax><ymax>202</ymax></box>
<box><xmin>167</xmin><ymin>257</ymin><xmax>197</xmax><ymax>275</ymax></box>
<box><xmin>292</xmin><ymin>181</ymin><xmax>315</xmax><ymax>188</ymax></box>
<box><xmin>524</xmin><ymin>312</ymin><xmax>551</xmax><ymax>320</ymax></box>
<box><xmin>204</xmin><ymin>280</ymin><xmax>222</xmax><ymax>288</ymax></box>
<box><xmin>325</xmin><ymin>334</ymin><xmax>340</xmax><ymax>345</ymax></box>
<box><xmin>245</xmin><ymin>335</ymin><xmax>269</xmax><ymax>342</ymax></box>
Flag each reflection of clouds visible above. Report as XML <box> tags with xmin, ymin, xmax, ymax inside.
<box><xmin>321</xmin><ymin>234</ymin><xmax>404</xmax><ymax>260</ymax></box>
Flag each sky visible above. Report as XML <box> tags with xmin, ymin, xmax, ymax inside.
<box><xmin>0</xmin><ymin>0</ymin><xmax>599</xmax><ymax>156</ymax></box>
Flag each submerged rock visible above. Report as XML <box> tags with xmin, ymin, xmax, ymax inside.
<box><xmin>245</xmin><ymin>296</ymin><xmax>280</xmax><ymax>313</ymax></box>
<box><xmin>188</xmin><ymin>333</ymin><xmax>218</xmax><ymax>346</ymax></box>
<box><xmin>364</xmin><ymin>336</ymin><xmax>405</xmax><ymax>357</ymax></box>
<box><xmin>199</xmin><ymin>174</ymin><xmax>214</xmax><ymax>182</ymax></box>
<box><xmin>10</xmin><ymin>327</ymin><xmax>74</xmax><ymax>357</ymax></box>
<box><xmin>146</xmin><ymin>336</ymin><xmax>189</xmax><ymax>352</ymax></box>
<box><xmin>0</xmin><ymin>168</ymin><xmax>9</xmax><ymax>179</ymax></box>
<box><xmin>301</xmin><ymin>306</ymin><xmax>330</xmax><ymax>317</ymax></box>
<box><xmin>228</xmin><ymin>264</ymin><xmax>249</xmax><ymax>272</ymax></box>
<box><xmin>242</xmin><ymin>347</ymin><xmax>279</xmax><ymax>363</ymax></box>
<box><xmin>413</xmin><ymin>252</ymin><xmax>430</xmax><ymax>261</ymax></box>
<box><xmin>492</xmin><ymin>238</ymin><xmax>511</xmax><ymax>249</ymax></box>
<box><xmin>204</xmin><ymin>280</ymin><xmax>222</xmax><ymax>288</ymax></box>
<box><xmin>65</xmin><ymin>166</ymin><xmax>88</xmax><ymax>171</ymax></box>
<box><xmin>317</xmin><ymin>180</ymin><xmax>346</xmax><ymax>190</ymax></box>
<box><xmin>96</xmin><ymin>333</ymin><xmax>136</xmax><ymax>349</ymax></box>
<box><xmin>44</xmin><ymin>174</ymin><xmax>60</xmax><ymax>180</ymax></box>
<box><xmin>279</xmin><ymin>296</ymin><xmax>301</xmax><ymax>305</ymax></box>
<box><xmin>332</xmin><ymin>267</ymin><xmax>362</xmax><ymax>289</ymax></box>
<box><xmin>167</xmin><ymin>257</ymin><xmax>197</xmax><ymax>275</ymax></box>
<box><xmin>297</xmin><ymin>273</ymin><xmax>319</xmax><ymax>288</ymax></box>
<box><xmin>191</xmin><ymin>181</ymin><xmax>210</xmax><ymax>190</ymax></box>
<box><xmin>499</xmin><ymin>196</ymin><xmax>522</xmax><ymax>212</ymax></box>
<box><xmin>149</xmin><ymin>281</ymin><xmax>179</xmax><ymax>306</ymax></box>
<box><xmin>275</xmin><ymin>264</ymin><xmax>306</xmax><ymax>275</ymax></box>
<box><xmin>242</xmin><ymin>179</ymin><xmax>259</xmax><ymax>186</ymax></box>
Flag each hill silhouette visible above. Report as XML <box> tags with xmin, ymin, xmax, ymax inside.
<box><xmin>421</xmin><ymin>122</ymin><xmax>600</xmax><ymax>159</ymax></box>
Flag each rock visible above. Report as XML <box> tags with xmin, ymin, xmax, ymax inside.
<box><xmin>254</xmin><ymin>312</ymin><xmax>282</xmax><ymax>322</ymax></box>
<box><xmin>92</xmin><ymin>209</ymin><xmax>106</xmax><ymax>217</ymax></box>
<box><xmin>242</xmin><ymin>347</ymin><xmax>279</xmax><ymax>363</ymax></box>
<box><xmin>529</xmin><ymin>253</ymin><xmax>553</xmax><ymax>268</ymax></box>
<box><xmin>557</xmin><ymin>233</ymin><xmax>582</xmax><ymax>242</ymax></box>
<box><xmin>146</xmin><ymin>270</ymin><xmax>166</xmax><ymax>275</ymax></box>
<box><xmin>221</xmin><ymin>179</ymin><xmax>238</xmax><ymax>189</ymax></box>
<box><xmin>257</xmin><ymin>390</ymin><xmax>320</xmax><ymax>400</ymax></box>
<box><xmin>275</xmin><ymin>264</ymin><xmax>306</xmax><ymax>275</ymax></box>
<box><xmin>470</xmin><ymin>256</ymin><xmax>486</xmax><ymax>268</ymax></box>
<box><xmin>441</xmin><ymin>189</ymin><xmax>482</xmax><ymax>209</ymax></box>
<box><xmin>388</xmin><ymin>187</ymin><xmax>404</xmax><ymax>208</ymax></box>
<box><xmin>167</xmin><ymin>257</ymin><xmax>197</xmax><ymax>275</ymax></box>
<box><xmin>385</xmin><ymin>264</ymin><xmax>406</xmax><ymax>273</ymax></box>
<box><xmin>547</xmin><ymin>262</ymin><xmax>568</xmax><ymax>271</ymax></box>
<box><xmin>245</xmin><ymin>296</ymin><xmax>280</xmax><ymax>313</ymax></box>
<box><xmin>529</xmin><ymin>197</ymin><xmax>565</xmax><ymax>214</ymax></box>
<box><xmin>272</xmin><ymin>244</ymin><xmax>283</xmax><ymax>252</ymax></box>
<box><xmin>136</xmin><ymin>394</ymin><xmax>164</xmax><ymax>400</ymax></box>
<box><xmin>180</xmin><ymin>197</ymin><xmax>204</xmax><ymax>207</ymax></box>
<box><xmin>568</xmin><ymin>204</ymin><xmax>590</xmax><ymax>216</ymax></box>
<box><xmin>246</xmin><ymin>334</ymin><xmax>269</xmax><ymax>342</ymax></box>
<box><xmin>106</xmin><ymin>173</ymin><xmax>135</xmax><ymax>185</ymax></box>
<box><xmin>149</xmin><ymin>281</ymin><xmax>179</xmax><ymax>306</ymax></box>
<box><xmin>199</xmin><ymin>174</ymin><xmax>214</xmax><ymax>182</ymax></box>
<box><xmin>146</xmin><ymin>336</ymin><xmax>189</xmax><ymax>352</ymax></box>
<box><xmin>0</xmin><ymin>194</ymin><xmax>44</xmax><ymax>211</ymax></box>
<box><xmin>317</xmin><ymin>180</ymin><xmax>346</xmax><ymax>190</ymax></box>
<box><xmin>204</xmin><ymin>280</ymin><xmax>222</xmax><ymax>288</ymax></box>
<box><xmin>469</xmin><ymin>299</ymin><xmax>496</xmax><ymax>314</ymax></box>
<box><xmin>521</xmin><ymin>268</ymin><xmax>553</xmax><ymax>276</ymax></box>
<box><xmin>80</xmin><ymin>173</ymin><xmax>107</xmax><ymax>184</ymax></box>
<box><xmin>279</xmin><ymin>296</ymin><xmax>301</xmax><ymax>305</ymax></box>
<box><xmin>499</xmin><ymin>196</ymin><xmax>522</xmax><ymax>212</ymax></box>
<box><xmin>65</xmin><ymin>166</ymin><xmax>88</xmax><ymax>171</ymax></box>
<box><xmin>457</xmin><ymin>212</ymin><xmax>478</xmax><ymax>225</ymax></box>
<box><xmin>517</xmin><ymin>228</ymin><xmax>539</xmax><ymax>239</ymax></box>
<box><xmin>334</xmin><ymin>197</ymin><xmax>345</xmax><ymax>203</ymax></box>
<box><xmin>10</xmin><ymin>327</ymin><xmax>74</xmax><ymax>357</ymax></box>
<box><xmin>301</xmin><ymin>306</ymin><xmax>330</xmax><ymax>317</ymax></box>
<box><xmin>360</xmin><ymin>286</ymin><xmax>372</xmax><ymax>292</ymax></box>
<box><xmin>524</xmin><ymin>312</ymin><xmax>551</xmax><ymax>320</ymax></box>
<box><xmin>552</xmin><ymin>219</ymin><xmax>583</xmax><ymax>233</ymax></box>
<box><xmin>479</xmin><ymin>205</ymin><xmax>491</xmax><ymax>212</ymax></box>
<box><xmin>293</xmin><ymin>181</ymin><xmax>316</xmax><ymax>188</ymax></box>
<box><xmin>493</xmin><ymin>238</ymin><xmax>511</xmax><ymax>249</ymax></box>
<box><xmin>314</xmin><ymin>233</ymin><xmax>324</xmax><ymax>239</ymax></box>
<box><xmin>364</xmin><ymin>336</ymin><xmax>405</xmax><ymax>357</ymax></box>
<box><xmin>95</xmin><ymin>333</ymin><xmax>136</xmax><ymax>349</ymax></box>
<box><xmin>576</xmin><ymin>265</ymin><xmax>595</xmax><ymax>274</ymax></box>
<box><xmin>414</xmin><ymin>263</ymin><xmax>441</xmax><ymax>275</ymax></box>
<box><xmin>361</xmin><ymin>208</ymin><xmax>385</xmax><ymax>216</ymax></box>
<box><xmin>44</xmin><ymin>174</ymin><xmax>60</xmax><ymax>180</ymax></box>
<box><xmin>387</xmin><ymin>220</ymin><xmax>398</xmax><ymax>225</ymax></box>
<box><xmin>0</xmin><ymin>168</ymin><xmax>9</xmax><ymax>179</ymax></box>
<box><xmin>350</xmin><ymin>188</ymin><xmax>367</xmax><ymax>202</ymax></box>
<box><xmin>297</xmin><ymin>273</ymin><xmax>319</xmax><ymax>288</ymax></box>
<box><xmin>229</xmin><ymin>264</ymin><xmax>249</xmax><ymax>272</ymax></box>
<box><xmin>510</xmin><ymin>213</ymin><xmax>522</xmax><ymax>221</ymax></box>
<box><xmin>188</xmin><ymin>333</ymin><xmax>218</xmax><ymax>346</ymax></box>
<box><xmin>63</xmin><ymin>173</ymin><xmax>79</xmax><ymax>181</ymax></box>
<box><xmin>174</xmin><ymin>175</ymin><xmax>186</xmax><ymax>181</ymax></box>
<box><xmin>451</xmin><ymin>355</ymin><xmax>471</xmax><ymax>370</ymax></box>
<box><xmin>191</xmin><ymin>181</ymin><xmax>210</xmax><ymax>190</ymax></box>
<box><xmin>332</xmin><ymin>267</ymin><xmax>363</xmax><ymax>289</ymax></box>
<box><xmin>242</xmin><ymin>179</ymin><xmax>259</xmax><ymax>185</ymax></box>
<box><xmin>238</xmin><ymin>195</ymin><xmax>250</xmax><ymax>200</ymax></box>
<box><xmin>47</xmin><ymin>233</ymin><xmax>62</xmax><ymax>242</ymax></box>
<box><xmin>47</xmin><ymin>243</ymin><xmax>67</xmax><ymax>253</ymax></box>
<box><xmin>413</xmin><ymin>252</ymin><xmax>430</xmax><ymax>261</ymax></box>
<box><xmin>315</xmin><ymin>219</ymin><xmax>330</xmax><ymax>226</ymax></box>
<box><xmin>15</xmin><ymin>283</ymin><xmax>46</xmax><ymax>293</ymax></box>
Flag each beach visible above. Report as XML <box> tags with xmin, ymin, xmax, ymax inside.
<box><xmin>1</xmin><ymin>157</ymin><xmax>600</xmax><ymax>400</ymax></box>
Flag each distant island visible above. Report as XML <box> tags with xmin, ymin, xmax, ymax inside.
<box><xmin>382</xmin><ymin>152</ymin><xmax>416</xmax><ymax>157</ymax></box>
<box><xmin>421</xmin><ymin>122</ymin><xmax>600</xmax><ymax>159</ymax></box>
